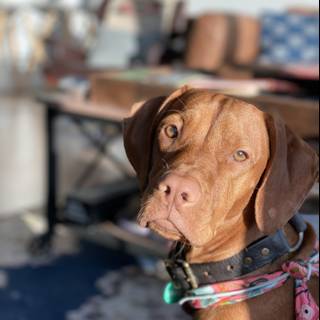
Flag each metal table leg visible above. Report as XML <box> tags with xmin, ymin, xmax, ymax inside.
<box><xmin>46</xmin><ymin>105</ymin><xmax>58</xmax><ymax>235</ymax></box>
<box><xmin>29</xmin><ymin>104</ymin><xmax>58</xmax><ymax>254</ymax></box>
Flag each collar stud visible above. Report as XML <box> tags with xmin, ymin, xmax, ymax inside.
<box><xmin>261</xmin><ymin>248</ymin><xmax>271</xmax><ymax>256</ymax></box>
<box><xmin>244</xmin><ymin>257</ymin><xmax>253</xmax><ymax>265</ymax></box>
<box><xmin>227</xmin><ymin>265</ymin><xmax>235</xmax><ymax>272</ymax></box>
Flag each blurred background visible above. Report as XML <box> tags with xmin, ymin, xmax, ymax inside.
<box><xmin>0</xmin><ymin>1</ymin><xmax>319</xmax><ymax>319</ymax></box>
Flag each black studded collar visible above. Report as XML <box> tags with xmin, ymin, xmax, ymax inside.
<box><xmin>165</xmin><ymin>214</ymin><xmax>307</xmax><ymax>291</ymax></box>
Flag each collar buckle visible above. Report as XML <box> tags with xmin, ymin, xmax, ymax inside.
<box><xmin>165</xmin><ymin>259</ymin><xmax>199</xmax><ymax>290</ymax></box>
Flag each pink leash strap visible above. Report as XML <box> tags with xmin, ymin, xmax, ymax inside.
<box><xmin>282</xmin><ymin>250</ymin><xmax>319</xmax><ymax>320</ymax></box>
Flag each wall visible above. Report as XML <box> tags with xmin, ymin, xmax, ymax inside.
<box><xmin>186</xmin><ymin>0</ymin><xmax>319</xmax><ymax>16</ymax></box>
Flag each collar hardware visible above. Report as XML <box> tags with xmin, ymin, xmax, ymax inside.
<box><xmin>165</xmin><ymin>259</ymin><xmax>199</xmax><ymax>289</ymax></box>
<box><xmin>261</xmin><ymin>248</ymin><xmax>271</xmax><ymax>256</ymax></box>
<box><xmin>289</xmin><ymin>232</ymin><xmax>304</xmax><ymax>253</ymax></box>
<box><xmin>244</xmin><ymin>257</ymin><xmax>253</xmax><ymax>265</ymax></box>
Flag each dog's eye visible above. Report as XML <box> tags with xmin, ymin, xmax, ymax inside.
<box><xmin>234</xmin><ymin>150</ymin><xmax>249</xmax><ymax>162</ymax></box>
<box><xmin>164</xmin><ymin>125</ymin><xmax>179</xmax><ymax>139</ymax></box>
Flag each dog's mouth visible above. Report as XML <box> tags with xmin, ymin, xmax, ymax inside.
<box><xmin>148</xmin><ymin>220</ymin><xmax>181</xmax><ymax>241</ymax></box>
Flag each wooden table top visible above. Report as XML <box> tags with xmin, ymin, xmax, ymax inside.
<box><xmin>38</xmin><ymin>91</ymin><xmax>319</xmax><ymax>138</ymax></box>
<box><xmin>38</xmin><ymin>92</ymin><xmax>130</xmax><ymax>122</ymax></box>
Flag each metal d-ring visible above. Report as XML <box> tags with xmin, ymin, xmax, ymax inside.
<box><xmin>289</xmin><ymin>232</ymin><xmax>305</xmax><ymax>253</ymax></box>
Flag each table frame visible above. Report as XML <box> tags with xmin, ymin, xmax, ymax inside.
<box><xmin>31</xmin><ymin>98</ymin><xmax>128</xmax><ymax>253</ymax></box>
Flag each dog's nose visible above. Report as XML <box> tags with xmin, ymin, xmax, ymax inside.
<box><xmin>158</xmin><ymin>174</ymin><xmax>201</xmax><ymax>207</ymax></box>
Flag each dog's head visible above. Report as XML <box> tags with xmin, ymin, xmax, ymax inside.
<box><xmin>123</xmin><ymin>87</ymin><xmax>318</xmax><ymax>247</ymax></box>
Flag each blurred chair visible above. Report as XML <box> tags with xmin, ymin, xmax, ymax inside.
<box><xmin>185</xmin><ymin>14</ymin><xmax>260</xmax><ymax>72</ymax></box>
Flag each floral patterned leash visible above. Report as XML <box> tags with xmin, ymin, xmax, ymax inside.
<box><xmin>164</xmin><ymin>245</ymin><xmax>319</xmax><ymax>320</ymax></box>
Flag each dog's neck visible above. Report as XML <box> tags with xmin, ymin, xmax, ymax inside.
<box><xmin>186</xmin><ymin>209</ymin><xmax>263</xmax><ymax>264</ymax></box>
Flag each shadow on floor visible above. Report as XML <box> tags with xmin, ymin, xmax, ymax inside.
<box><xmin>0</xmin><ymin>241</ymin><xmax>134</xmax><ymax>320</ymax></box>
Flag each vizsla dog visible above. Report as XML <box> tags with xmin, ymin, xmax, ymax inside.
<box><xmin>123</xmin><ymin>87</ymin><xmax>319</xmax><ymax>320</ymax></box>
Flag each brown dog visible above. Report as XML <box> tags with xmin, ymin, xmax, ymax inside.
<box><xmin>123</xmin><ymin>87</ymin><xmax>319</xmax><ymax>320</ymax></box>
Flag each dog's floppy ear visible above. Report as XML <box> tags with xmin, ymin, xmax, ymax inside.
<box><xmin>123</xmin><ymin>96</ymin><xmax>166</xmax><ymax>190</ymax></box>
<box><xmin>123</xmin><ymin>86</ymin><xmax>191</xmax><ymax>190</ymax></box>
<box><xmin>255</xmin><ymin>114</ymin><xmax>319</xmax><ymax>235</ymax></box>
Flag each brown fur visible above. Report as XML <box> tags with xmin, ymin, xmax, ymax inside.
<box><xmin>123</xmin><ymin>87</ymin><xmax>319</xmax><ymax>320</ymax></box>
